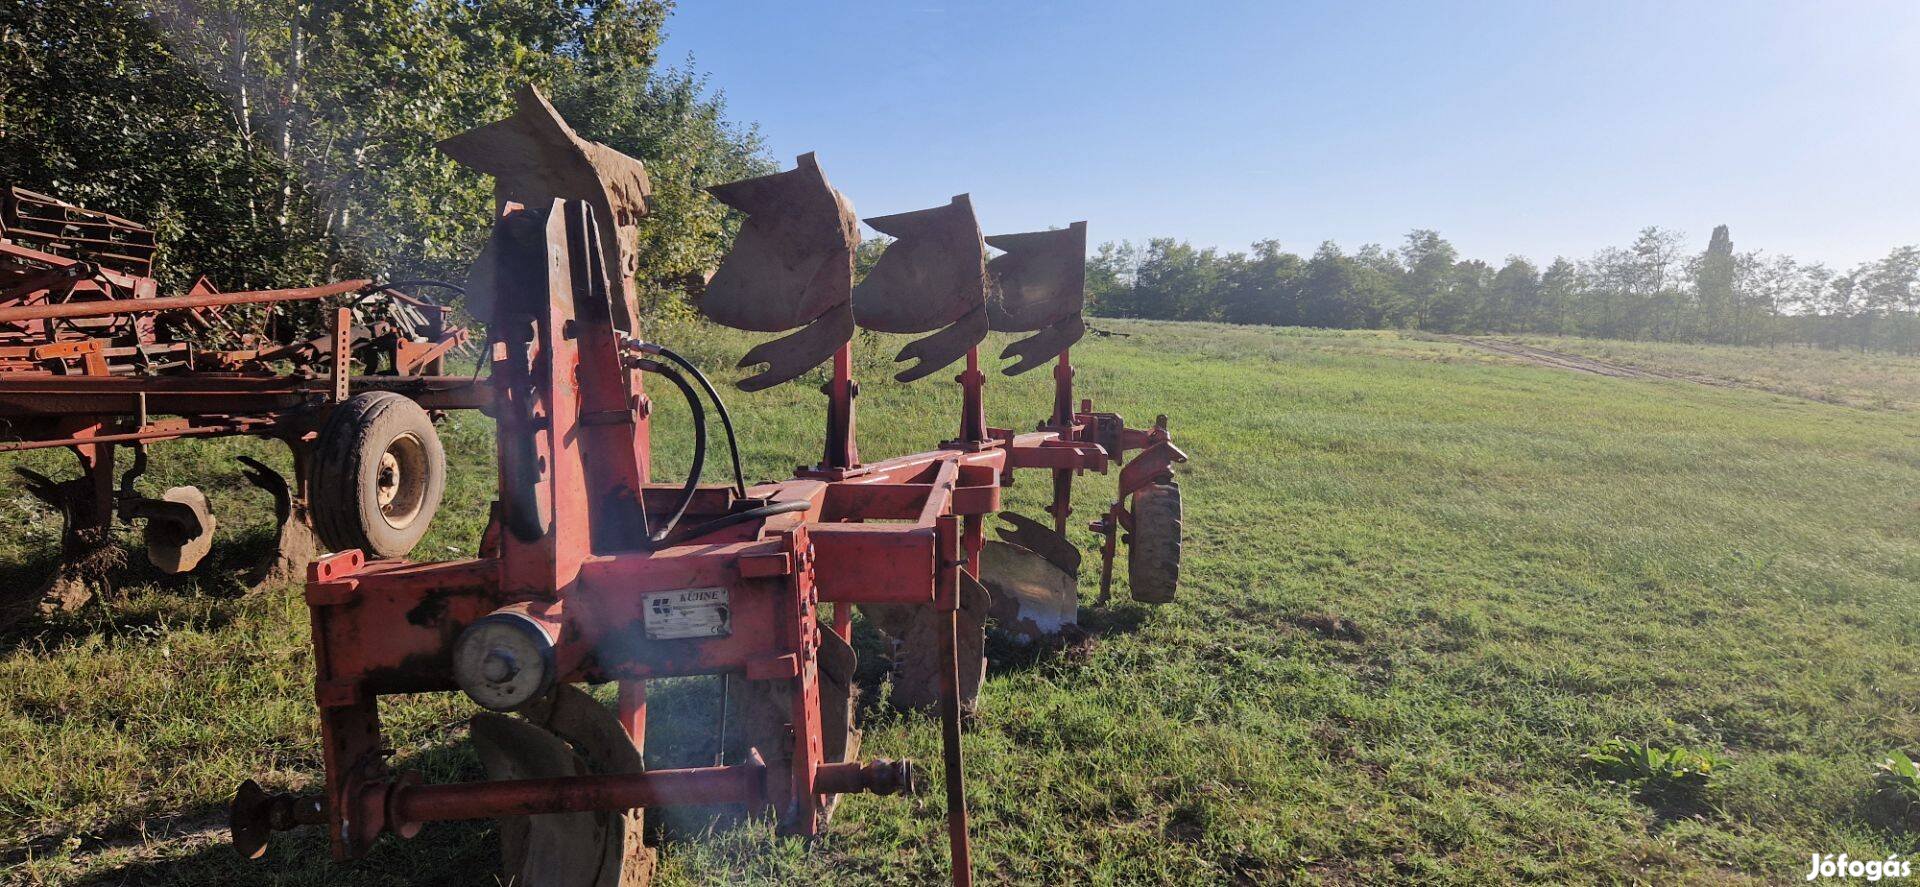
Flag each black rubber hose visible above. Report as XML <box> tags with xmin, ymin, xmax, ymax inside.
<box><xmin>636</xmin><ymin>361</ymin><xmax>707</xmax><ymax>545</ymax></box>
<box><xmin>648</xmin><ymin>344</ymin><xmax>747</xmax><ymax>499</ymax></box>
<box><xmin>658</xmin><ymin>500</ymin><xmax>809</xmax><ymax>548</ymax></box>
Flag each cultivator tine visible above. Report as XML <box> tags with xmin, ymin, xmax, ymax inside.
<box><xmin>139</xmin><ymin>486</ymin><xmax>216</xmax><ymax>575</ymax></box>
<box><xmin>237</xmin><ymin>455</ymin><xmax>318</xmax><ymax>590</ymax></box>
<box><xmin>985</xmin><ymin>222</ymin><xmax>1087</xmax><ymax>375</ymax></box>
<box><xmin>472</xmin><ymin>685</ymin><xmax>652</xmax><ymax>887</ymax></box>
<box><xmin>439</xmin><ymin>85</ymin><xmax>652</xmax><ymax>330</ymax></box>
<box><xmin>702</xmin><ymin>154</ymin><xmax>859</xmax><ymax>390</ymax></box>
<box><xmin>993</xmin><ymin>511</ymin><xmax>1081</xmax><ymax>576</ymax></box>
<box><xmin>851</xmin><ymin>195</ymin><xmax>989</xmax><ymax>383</ymax></box>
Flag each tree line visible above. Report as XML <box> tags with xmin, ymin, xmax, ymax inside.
<box><xmin>1088</xmin><ymin>227</ymin><xmax>1920</xmax><ymax>352</ymax></box>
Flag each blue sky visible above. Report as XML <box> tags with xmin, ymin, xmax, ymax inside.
<box><xmin>660</xmin><ymin>1</ymin><xmax>1919</xmax><ymax>269</ymax></box>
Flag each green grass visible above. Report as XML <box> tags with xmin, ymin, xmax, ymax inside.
<box><xmin>7</xmin><ymin>320</ymin><xmax>1920</xmax><ymax>884</ymax></box>
<box><xmin>1509</xmin><ymin>334</ymin><xmax>1920</xmax><ymax>410</ymax></box>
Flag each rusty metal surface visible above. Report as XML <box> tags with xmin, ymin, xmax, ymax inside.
<box><xmin>993</xmin><ymin>511</ymin><xmax>1082</xmax><ymax>576</ymax></box>
<box><xmin>852</xmin><ymin>195</ymin><xmax>988</xmax><ymax>382</ymax></box>
<box><xmin>980</xmin><ymin>540</ymin><xmax>1077</xmax><ymax>641</ymax></box>
<box><xmin>702</xmin><ymin>155</ymin><xmax>858</xmax><ymax>391</ymax></box>
<box><xmin>0</xmin><ymin>278</ymin><xmax>368</xmax><ymax>324</ymax></box>
<box><xmin>139</xmin><ymin>485</ymin><xmax>215</xmax><ymax>574</ymax></box>
<box><xmin>440</xmin><ymin>85</ymin><xmax>651</xmax><ymax>331</ymax></box>
<box><xmin>0</xmin><ymin>183</ymin><xmax>477</xmax><ymax>618</ymax></box>
<box><xmin>2</xmin><ymin>185</ymin><xmax>156</xmax><ymax>278</ymax></box>
<box><xmin>472</xmin><ymin>694</ymin><xmax>652</xmax><ymax>887</ymax></box>
<box><xmin>985</xmin><ymin>222</ymin><xmax>1087</xmax><ymax>375</ymax></box>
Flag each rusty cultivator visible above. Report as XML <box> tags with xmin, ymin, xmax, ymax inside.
<box><xmin>229</xmin><ymin>86</ymin><xmax>1187</xmax><ymax>886</ymax></box>
<box><xmin>0</xmin><ymin>187</ymin><xmax>484</xmax><ymax>622</ymax></box>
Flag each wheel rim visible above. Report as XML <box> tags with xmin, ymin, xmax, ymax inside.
<box><xmin>375</xmin><ymin>432</ymin><xmax>430</xmax><ymax>530</ymax></box>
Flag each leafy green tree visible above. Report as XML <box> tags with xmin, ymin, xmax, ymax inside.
<box><xmin>1539</xmin><ymin>258</ymin><xmax>1581</xmax><ymax>335</ymax></box>
<box><xmin>1074</xmin><ymin>227</ymin><xmax>1919</xmax><ymax>353</ymax></box>
<box><xmin>1129</xmin><ymin>238</ymin><xmax>1224</xmax><ymax>321</ymax></box>
<box><xmin>1489</xmin><ymin>257</ymin><xmax>1542</xmax><ymax>333</ymax></box>
<box><xmin>1399</xmin><ymin>229</ymin><xmax>1458</xmax><ymax>330</ymax></box>
<box><xmin>1</xmin><ymin>0</ymin><xmax>766</xmax><ymax>327</ymax></box>
<box><xmin>1218</xmin><ymin>239</ymin><xmax>1304</xmax><ymax>326</ymax></box>
<box><xmin>1084</xmin><ymin>240</ymin><xmax>1139</xmax><ymax>316</ymax></box>
<box><xmin>1695</xmin><ymin>224</ymin><xmax>1736</xmax><ymax>342</ymax></box>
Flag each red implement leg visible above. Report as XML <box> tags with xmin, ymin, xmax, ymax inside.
<box><xmin>822</xmin><ymin>343</ymin><xmax>858</xmax><ymax>472</ymax></box>
<box><xmin>1048</xmin><ymin>352</ymin><xmax>1076</xmax><ymax>532</ymax></box>
<box><xmin>618</xmin><ymin>681</ymin><xmax>647</xmax><ymax>751</ymax></box>
<box><xmin>936</xmin><ymin>516</ymin><xmax>973</xmax><ymax>886</ymax></box>
<box><xmin>832</xmin><ymin>603</ymin><xmax>853</xmax><ymax>643</ymax></box>
<box><xmin>958</xmin><ymin>347</ymin><xmax>986</xmax><ymax>446</ymax></box>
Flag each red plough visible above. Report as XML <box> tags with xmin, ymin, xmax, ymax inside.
<box><xmin>231</xmin><ymin>86</ymin><xmax>1187</xmax><ymax>886</ymax></box>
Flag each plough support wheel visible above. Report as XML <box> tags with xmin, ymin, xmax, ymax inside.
<box><xmin>311</xmin><ymin>391</ymin><xmax>446</xmax><ymax>559</ymax></box>
<box><xmin>1128</xmin><ymin>482</ymin><xmax>1183</xmax><ymax>604</ymax></box>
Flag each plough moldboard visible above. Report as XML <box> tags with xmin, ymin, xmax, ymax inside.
<box><xmin>0</xmin><ymin>185</ymin><xmax>484</xmax><ymax>620</ymax></box>
<box><xmin>216</xmin><ymin>85</ymin><xmax>1189</xmax><ymax>886</ymax></box>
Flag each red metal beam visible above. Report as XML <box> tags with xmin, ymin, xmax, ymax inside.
<box><xmin>391</xmin><ymin>758</ymin><xmax>768</xmax><ymax>825</ymax></box>
<box><xmin>0</xmin><ymin>278</ymin><xmax>368</xmax><ymax>323</ymax></box>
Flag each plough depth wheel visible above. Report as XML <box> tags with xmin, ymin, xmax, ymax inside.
<box><xmin>311</xmin><ymin>391</ymin><xmax>446</xmax><ymax>558</ymax></box>
<box><xmin>1128</xmin><ymin>482</ymin><xmax>1182</xmax><ymax>604</ymax></box>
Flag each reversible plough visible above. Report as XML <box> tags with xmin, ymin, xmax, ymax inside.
<box><xmin>228</xmin><ymin>86</ymin><xmax>1187</xmax><ymax>886</ymax></box>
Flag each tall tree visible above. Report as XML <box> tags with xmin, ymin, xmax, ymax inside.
<box><xmin>1488</xmin><ymin>257</ymin><xmax>1542</xmax><ymax>333</ymax></box>
<box><xmin>1695</xmin><ymin>224</ymin><xmax>1737</xmax><ymax>342</ymax></box>
<box><xmin>1218</xmin><ymin>239</ymin><xmax>1305</xmax><ymax>326</ymax></box>
<box><xmin>1399</xmin><ymin>229</ymin><xmax>1458</xmax><ymax>330</ymax></box>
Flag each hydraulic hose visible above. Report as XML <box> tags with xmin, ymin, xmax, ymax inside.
<box><xmin>632</xmin><ymin>359</ymin><xmax>707</xmax><ymax>545</ymax></box>
<box><xmin>636</xmin><ymin>343</ymin><xmax>747</xmax><ymax>499</ymax></box>
<box><xmin>653</xmin><ymin>344</ymin><xmax>747</xmax><ymax>499</ymax></box>
<box><xmin>658</xmin><ymin>500</ymin><xmax>810</xmax><ymax>548</ymax></box>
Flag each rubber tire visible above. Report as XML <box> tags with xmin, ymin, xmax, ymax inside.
<box><xmin>1128</xmin><ymin>482</ymin><xmax>1182</xmax><ymax>604</ymax></box>
<box><xmin>311</xmin><ymin>391</ymin><xmax>446</xmax><ymax>558</ymax></box>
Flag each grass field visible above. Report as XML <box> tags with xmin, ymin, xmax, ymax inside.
<box><xmin>6</xmin><ymin>320</ymin><xmax>1920</xmax><ymax>885</ymax></box>
<box><xmin>1509</xmin><ymin>335</ymin><xmax>1920</xmax><ymax>411</ymax></box>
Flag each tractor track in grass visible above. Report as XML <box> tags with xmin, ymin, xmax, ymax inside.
<box><xmin>1434</xmin><ymin>335</ymin><xmax>1746</xmax><ymax>389</ymax></box>
<box><xmin>1433</xmin><ymin>334</ymin><xmax>1920</xmax><ymax>411</ymax></box>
